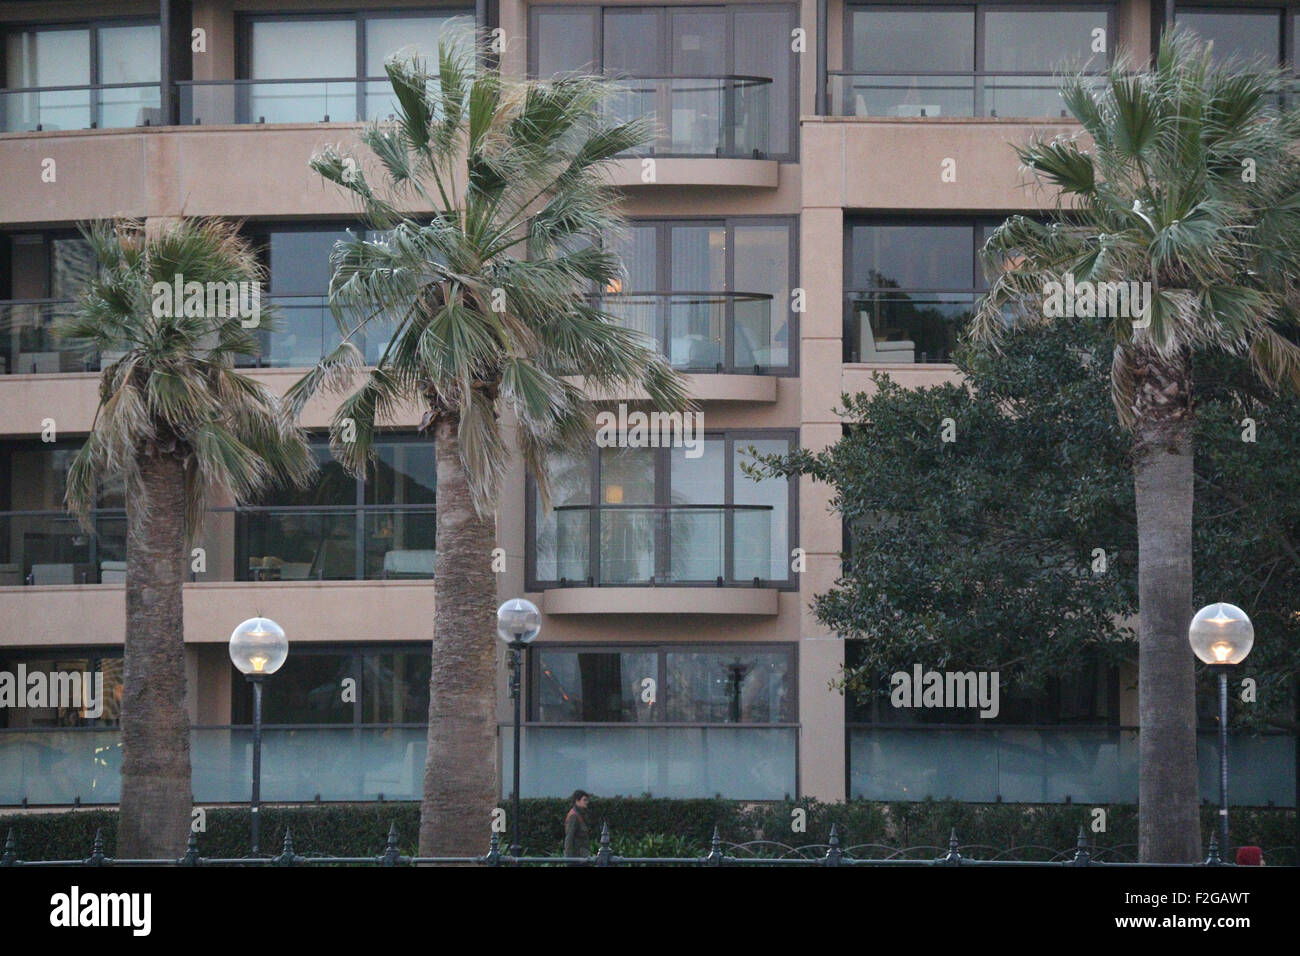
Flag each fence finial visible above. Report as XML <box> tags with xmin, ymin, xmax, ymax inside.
<box><xmin>1205</xmin><ymin>830</ymin><xmax>1223</xmax><ymax>866</ymax></box>
<box><xmin>824</xmin><ymin>823</ymin><xmax>843</xmax><ymax>867</ymax></box>
<box><xmin>595</xmin><ymin>822</ymin><xmax>613</xmax><ymax>867</ymax></box>
<box><xmin>88</xmin><ymin>828</ymin><xmax>106</xmax><ymax>866</ymax></box>
<box><xmin>382</xmin><ymin>821</ymin><xmax>401</xmax><ymax>866</ymax></box>
<box><xmin>277</xmin><ymin>828</ymin><xmax>298</xmax><ymax>866</ymax></box>
<box><xmin>2</xmin><ymin>827</ymin><xmax>16</xmax><ymax>867</ymax></box>
<box><xmin>705</xmin><ymin>825</ymin><xmax>724</xmax><ymax>867</ymax></box>
<box><xmin>942</xmin><ymin>828</ymin><xmax>962</xmax><ymax>865</ymax></box>
<box><xmin>1072</xmin><ymin>826</ymin><xmax>1091</xmax><ymax>866</ymax></box>
<box><xmin>181</xmin><ymin>830</ymin><xmax>201</xmax><ymax>867</ymax></box>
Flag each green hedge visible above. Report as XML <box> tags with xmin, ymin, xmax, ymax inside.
<box><xmin>2</xmin><ymin>799</ymin><xmax>1294</xmax><ymax>862</ymax></box>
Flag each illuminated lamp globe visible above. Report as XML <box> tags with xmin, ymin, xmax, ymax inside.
<box><xmin>1188</xmin><ymin>603</ymin><xmax>1254</xmax><ymax>667</ymax></box>
<box><xmin>497</xmin><ymin>599</ymin><xmax>541</xmax><ymax>646</ymax></box>
<box><xmin>229</xmin><ymin>617</ymin><xmax>289</xmax><ymax>676</ymax></box>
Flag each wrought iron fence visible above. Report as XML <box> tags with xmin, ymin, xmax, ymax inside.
<box><xmin>1</xmin><ymin>821</ymin><xmax>1279</xmax><ymax>867</ymax></box>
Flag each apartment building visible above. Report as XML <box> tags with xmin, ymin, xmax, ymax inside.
<box><xmin>0</xmin><ymin>0</ymin><xmax>1293</xmax><ymax>810</ymax></box>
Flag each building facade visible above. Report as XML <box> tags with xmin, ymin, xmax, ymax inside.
<box><xmin>0</xmin><ymin>0</ymin><xmax>1294</xmax><ymax>808</ymax></box>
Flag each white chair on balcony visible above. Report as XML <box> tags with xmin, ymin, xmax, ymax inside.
<box><xmin>278</xmin><ymin>562</ymin><xmax>313</xmax><ymax>580</ymax></box>
<box><xmin>858</xmin><ymin>322</ymin><xmax>916</xmax><ymax>363</ymax></box>
<box><xmin>31</xmin><ymin>563</ymin><xmax>75</xmax><ymax>585</ymax></box>
<box><xmin>100</xmin><ymin>560</ymin><xmax>127</xmax><ymax>584</ymax></box>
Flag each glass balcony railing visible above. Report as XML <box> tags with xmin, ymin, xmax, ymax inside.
<box><xmin>538</xmin><ymin>503</ymin><xmax>776</xmax><ymax>587</ymax></box>
<box><xmin>848</xmin><ymin>726</ymin><xmax>1297</xmax><ymax>806</ymax></box>
<box><xmin>0</xmin><ymin>725</ymin><xmax>428</xmax><ymax>805</ymax></box>
<box><xmin>501</xmin><ymin>723</ymin><xmax>797</xmax><ymax>800</ymax></box>
<box><xmin>844</xmin><ymin>291</ymin><xmax>979</xmax><ymax>364</ymax></box>
<box><xmin>0</xmin><ymin>83</ymin><xmax>163</xmax><ymax>133</ymax></box>
<box><xmin>0</xmin><ymin>506</ymin><xmax>435</xmax><ymax>585</ymax></box>
<box><xmin>604</xmin><ymin>74</ymin><xmax>771</xmax><ymax>157</ymax></box>
<box><xmin>0</xmin><ymin>296</ymin><xmax>398</xmax><ymax>374</ymax></box>
<box><xmin>177</xmin><ymin>77</ymin><xmax>423</xmax><ymax>125</ymax></box>
<box><xmin>829</xmin><ymin>72</ymin><xmax>1107</xmax><ymax>119</ymax></box>
<box><xmin>599</xmin><ymin>291</ymin><xmax>776</xmax><ymax>373</ymax></box>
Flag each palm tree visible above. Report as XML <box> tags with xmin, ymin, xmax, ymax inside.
<box><xmin>289</xmin><ymin>38</ymin><xmax>688</xmax><ymax>855</ymax></box>
<box><xmin>974</xmin><ymin>30</ymin><xmax>1300</xmax><ymax>861</ymax></box>
<box><xmin>62</xmin><ymin>218</ymin><xmax>315</xmax><ymax>859</ymax></box>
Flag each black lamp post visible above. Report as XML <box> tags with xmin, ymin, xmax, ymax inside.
<box><xmin>1188</xmin><ymin>602</ymin><xmax>1254</xmax><ymax>856</ymax></box>
<box><xmin>229</xmin><ymin>616</ymin><xmax>288</xmax><ymax>855</ymax></box>
<box><xmin>497</xmin><ymin>598</ymin><xmax>541</xmax><ymax>858</ymax></box>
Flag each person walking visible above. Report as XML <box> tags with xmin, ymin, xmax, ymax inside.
<box><xmin>564</xmin><ymin>790</ymin><xmax>592</xmax><ymax>860</ymax></box>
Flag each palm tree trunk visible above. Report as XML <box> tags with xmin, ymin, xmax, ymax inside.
<box><xmin>420</xmin><ymin>414</ymin><xmax>499</xmax><ymax>857</ymax></box>
<box><xmin>118</xmin><ymin>447</ymin><xmax>192</xmax><ymax>859</ymax></box>
<box><xmin>1132</xmin><ymin>348</ymin><xmax>1200</xmax><ymax>862</ymax></box>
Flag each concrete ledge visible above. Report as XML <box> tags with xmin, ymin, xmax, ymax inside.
<box><xmin>607</xmin><ymin>156</ymin><xmax>780</xmax><ymax>189</ymax></box>
<box><xmin>581</xmin><ymin>372</ymin><xmax>780</xmax><ymax>404</ymax></box>
<box><xmin>542</xmin><ymin>586</ymin><xmax>780</xmax><ymax>615</ymax></box>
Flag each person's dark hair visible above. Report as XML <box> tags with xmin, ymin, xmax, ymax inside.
<box><xmin>570</xmin><ymin>789</ymin><xmax>590</xmax><ymax>804</ymax></box>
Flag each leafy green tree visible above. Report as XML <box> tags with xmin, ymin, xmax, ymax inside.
<box><xmin>62</xmin><ymin>218</ymin><xmax>314</xmax><ymax>859</ymax></box>
<box><xmin>970</xmin><ymin>29</ymin><xmax>1300</xmax><ymax>862</ymax></box>
<box><xmin>289</xmin><ymin>39</ymin><xmax>688</xmax><ymax>855</ymax></box>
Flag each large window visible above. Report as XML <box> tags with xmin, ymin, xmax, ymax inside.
<box><xmin>231</xmin><ymin>644</ymin><xmax>430</xmax><ymax>724</ymax></box>
<box><xmin>844</xmin><ymin>217</ymin><xmax>1005</xmax><ymax>364</ymax></box>
<box><xmin>528</xmin><ymin>431</ymin><xmax>796</xmax><ymax>588</ymax></box>
<box><xmin>531</xmin><ymin>644</ymin><xmax>795</xmax><ymax>723</ymax></box>
<box><xmin>0</xmin><ymin>231</ymin><xmax>96</xmax><ymax>375</ymax></box>
<box><xmin>238</xmin><ymin>434</ymin><xmax>436</xmax><ymax>581</ymax></box>
<box><xmin>836</xmin><ymin>4</ymin><xmax>1114</xmax><ymax>117</ymax></box>
<box><xmin>530</xmin><ymin>4</ymin><xmax>798</xmax><ymax>158</ymax></box>
<box><xmin>2</xmin><ymin>19</ymin><xmax>161</xmax><ymax>131</ymax></box>
<box><xmin>605</xmin><ymin>218</ymin><xmax>796</xmax><ymax>373</ymax></box>
<box><xmin>1174</xmin><ymin>5</ymin><xmax>1287</xmax><ymax>67</ymax></box>
<box><xmin>0</xmin><ymin>649</ymin><xmax>123</xmax><ymax>728</ymax></box>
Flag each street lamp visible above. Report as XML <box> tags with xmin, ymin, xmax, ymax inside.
<box><xmin>1189</xmin><ymin>602</ymin><xmax>1254</xmax><ymax>855</ymax></box>
<box><xmin>497</xmin><ymin>598</ymin><xmax>541</xmax><ymax>857</ymax></box>
<box><xmin>229</xmin><ymin>616</ymin><xmax>288</xmax><ymax>855</ymax></box>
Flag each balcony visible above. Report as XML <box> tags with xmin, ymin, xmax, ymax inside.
<box><xmin>603</xmin><ymin>75</ymin><xmax>771</xmax><ymax>158</ymax></box>
<box><xmin>601</xmin><ymin>291</ymin><xmax>779</xmax><ymax>374</ymax></box>
<box><xmin>0</xmin><ymin>506</ymin><xmax>435</xmax><ymax>585</ymax></box>
<box><xmin>536</xmin><ymin>503</ymin><xmax>781</xmax><ymax>590</ymax></box>
<box><xmin>178</xmin><ymin>77</ymin><xmax>412</xmax><ymax>126</ymax></box>
<box><xmin>1</xmin><ymin>300</ymin><xmax>96</xmax><ymax>375</ymax></box>
<box><xmin>843</xmin><ymin>291</ymin><xmax>976</xmax><ymax>365</ymax></box>
<box><xmin>849</xmin><ymin>726</ymin><xmax>1297</xmax><ymax>806</ymax></box>
<box><xmin>0</xmin><ymin>83</ymin><xmax>162</xmax><ymax>133</ymax></box>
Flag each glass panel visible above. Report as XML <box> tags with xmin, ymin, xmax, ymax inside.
<box><xmin>849</xmin><ymin>223</ymin><xmax>975</xmax><ymax>289</ymax></box>
<box><xmin>360</xmin><ymin>651</ymin><xmax>431</xmax><ymax>723</ymax></box>
<box><xmin>734</xmin><ymin>7</ymin><xmax>791</xmax><ymax>155</ymax></box>
<box><xmin>598</xmin><ymin>446</ymin><xmax>656</xmax><ymax>583</ymax></box>
<box><xmin>668</xmin><ymin>441</ymin><xmax>725</xmax><ymax>581</ymax></box>
<box><xmin>848</xmin><ymin>292</ymin><xmax>974</xmax><ymax>364</ymax></box>
<box><xmin>603</xmin><ymin>9</ymin><xmax>662</xmax><ymax>76</ymax></box>
<box><xmin>1179</xmin><ymin>9</ymin><xmax>1283</xmax><ymax>66</ymax></box>
<box><xmin>367</xmin><ymin>441</ymin><xmax>436</xmax><ymax>505</ymax></box>
<box><xmin>669</xmin><ymin>225</ymin><xmax>725</xmax><ymax>368</ymax></box>
<box><xmin>233</xmin><ymin>653</ymin><xmax>354</xmax><ymax>723</ymax></box>
<box><xmin>0</xmin><ymin>653</ymin><xmax>123</xmax><ymax>728</ymax></box>
<box><xmin>50</xmin><ymin>238</ymin><xmax>94</xmax><ymax>300</ymax></box>
<box><xmin>503</xmin><ymin>725</ymin><xmax>798</xmax><ymax>800</ymax></box>
<box><xmin>834</xmin><ymin>73</ymin><xmax>974</xmax><ymax>118</ymax></box>
<box><xmin>533</xmin><ymin>8</ymin><xmax>598</xmax><ymax>76</ymax></box>
<box><xmin>533</xmin><ymin>451</ymin><xmax>591</xmax><ymax>582</ymax></box>
<box><xmin>97</xmin><ymin>24</ymin><xmax>161</xmax><ymax>128</ymax></box>
<box><xmin>366</xmin><ymin>509</ymin><xmax>436</xmax><ymax>579</ymax></box>
<box><xmin>606</xmin><ymin>225</ymin><xmax>659</xmax><ymax>349</ymax></box>
<box><xmin>733</xmin><ymin>438</ymin><xmax>787</xmax><ymax>581</ymax></box>
<box><xmin>849</xmin><ymin>8</ymin><xmax>973</xmax><ymax>72</ymax></box>
<box><xmin>260</xmin><ymin>441</ymin><xmax>357</xmax><ymax>507</ymax></box>
<box><xmin>250</xmin><ymin>19</ymin><xmax>357</xmax><ymax>122</ymax></box>
<box><xmin>670</xmin><ymin>10</ymin><xmax>726</xmax><ymax>155</ymax></box>
<box><xmin>240</xmin><ymin>509</ymin><xmax>358</xmax><ymax>580</ymax></box>
<box><xmin>263</xmin><ymin>229</ymin><xmax>350</xmax><ymax>366</ymax></box>
<box><xmin>732</xmin><ymin>224</ymin><xmax>788</xmax><ymax>369</ymax></box>
<box><xmin>4</xmin><ymin>28</ymin><xmax>91</xmax><ymax>131</ymax></box>
<box><xmin>983</xmin><ymin>10</ymin><xmax>1108</xmax><ymax>72</ymax></box>
<box><xmin>532</xmin><ymin>650</ymin><xmax>660</xmax><ymax>722</ymax></box>
<box><xmin>665</xmin><ymin>650</ymin><xmax>793</xmax><ymax>722</ymax></box>
<box><xmin>363</xmin><ymin>14</ymin><xmax>475</xmax><ymax>119</ymax></box>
